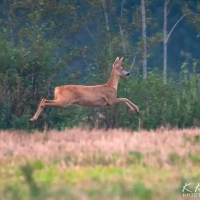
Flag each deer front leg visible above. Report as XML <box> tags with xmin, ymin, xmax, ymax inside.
<box><xmin>115</xmin><ymin>98</ymin><xmax>139</xmax><ymax>113</ymax></box>
<box><xmin>124</xmin><ymin>102</ymin><xmax>136</xmax><ymax>112</ymax></box>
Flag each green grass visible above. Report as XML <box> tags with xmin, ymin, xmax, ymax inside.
<box><xmin>0</xmin><ymin>128</ymin><xmax>200</xmax><ymax>199</ymax></box>
<box><xmin>1</xmin><ymin>159</ymin><xmax>200</xmax><ymax>200</ymax></box>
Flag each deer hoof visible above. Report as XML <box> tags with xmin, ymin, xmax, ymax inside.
<box><xmin>130</xmin><ymin>108</ymin><xmax>139</xmax><ymax>114</ymax></box>
<box><xmin>29</xmin><ymin>117</ymin><xmax>36</xmax><ymax>122</ymax></box>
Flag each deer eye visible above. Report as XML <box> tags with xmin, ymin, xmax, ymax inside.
<box><xmin>121</xmin><ymin>68</ymin><xmax>124</xmax><ymax>70</ymax></box>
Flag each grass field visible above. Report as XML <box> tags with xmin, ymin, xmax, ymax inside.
<box><xmin>0</xmin><ymin>127</ymin><xmax>200</xmax><ymax>200</ymax></box>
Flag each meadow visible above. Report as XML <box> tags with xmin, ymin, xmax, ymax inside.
<box><xmin>0</xmin><ymin>127</ymin><xmax>200</xmax><ymax>200</ymax></box>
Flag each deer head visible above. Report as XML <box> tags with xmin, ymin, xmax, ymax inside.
<box><xmin>112</xmin><ymin>57</ymin><xmax>129</xmax><ymax>77</ymax></box>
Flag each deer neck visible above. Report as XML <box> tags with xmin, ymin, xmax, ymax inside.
<box><xmin>106</xmin><ymin>70</ymin><xmax>120</xmax><ymax>91</ymax></box>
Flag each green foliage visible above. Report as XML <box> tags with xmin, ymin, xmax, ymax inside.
<box><xmin>3</xmin><ymin>185</ymin><xmax>23</xmax><ymax>200</ymax></box>
<box><xmin>126</xmin><ymin>151</ymin><xmax>144</xmax><ymax>165</ymax></box>
<box><xmin>188</xmin><ymin>152</ymin><xmax>200</xmax><ymax>164</ymax></box>
<box><xmin>1</xmin><ymin>152</ymin><xmax>200</xmax><ymax>200</ymax></box>
<box><xmin>0</xmin><ymin>0</ymin><xmax>200</xmax><ymax>131</ymax></box>
<box><xmin>133</xmin><ymin>182</ymin><xmax>152</xmax><ymax>200</ymax></box>
<box><xmin>20</xmin><ymin>162</ymin><xmax>41</xmax><ymax>198</ymax></box>
<box><xmin>194</xmin><ymin>135</ymin><xmax>200</xmax><ymax>143</ymax></box>
<box><xmin>168</xmin><ymin>153</ymin><xmax>183</xmax><ymax>165</ymax></box>
<box><xmin>84</xmin><ymin>66</ymin><xmax>200</xmax><ymax>130</ymax></box>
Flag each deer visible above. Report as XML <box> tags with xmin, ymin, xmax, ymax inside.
<box><xmin>29</xmin><ymin>57</ymin><xmax>139</xmax><ymax>122</ymax></box>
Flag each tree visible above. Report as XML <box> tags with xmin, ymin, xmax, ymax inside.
<box><xmin>163</xmin><ymin>0</ymin><xmax>188</xmax><ymax>84</ymax></box>
<box><xmin>119</xmin><ymin>0</ymin><xmax>126</xmax><ymax>53</ymax></box>
<box><xmin>141</xmin><ymin>0</ymin><xmax>147</xmax><ymax>80</ymax></box>
<box><xmin>163</xmin><ymin>0</ymin><xmax>168</xmax><ymax>84</ymax></box>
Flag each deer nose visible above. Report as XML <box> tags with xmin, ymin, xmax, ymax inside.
<box><xmin>127</xmin><ymin>72</ymin><xmax>130</xmax><ymax>76</ymax></box>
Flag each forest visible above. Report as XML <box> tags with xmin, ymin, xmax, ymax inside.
<box><xmin>1</xmin><ymin>0</ymin><xmax>200</xmax><ymax>131</ymax></box>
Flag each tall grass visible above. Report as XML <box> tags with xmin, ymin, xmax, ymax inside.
<box><xmin>0</xmin><ymin>128</ymin><xmax>200</xmax><ymax>199</ymax></box>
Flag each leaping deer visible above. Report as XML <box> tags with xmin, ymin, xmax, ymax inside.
<box><xmin>29</xmin><ymin>57</ymin><xmax>139</xmax><ymax>122</ymax></box>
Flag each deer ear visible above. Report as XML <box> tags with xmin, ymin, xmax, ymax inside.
<box><xmin>113</xmin><ymin>57</ymin><xmax>119</xmax><ymax>67</ymax></box>
<box><xmin>119</xmin><ymin>57</ymin><xmax>123</xmax><ymax>62</ymax></box>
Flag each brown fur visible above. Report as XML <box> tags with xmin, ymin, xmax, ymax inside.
<box><xmin>29</xmin><ymin>57</ymin><xmax>139</xmax><ymax>121</ymax></box>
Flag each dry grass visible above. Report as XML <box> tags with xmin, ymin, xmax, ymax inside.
<box><xmin>1</xmin><ymin>127</ymin><xmax>200</xmax><ymax>200</ymax></box>
<box><xmin>0</xmin><ymin>127</ymin><xmax>199</xmax><ymax>167</ymax></box>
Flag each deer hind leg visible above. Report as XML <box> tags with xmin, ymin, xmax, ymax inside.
<box><xmin>29</xmin><ymin>98</ymin><xmax>70</xmax><ymax>121</ymax></box>
<box><xmin>115</xmin><ymin>98</ymin><xmax>139</xmax><ymax>113</ymax></box>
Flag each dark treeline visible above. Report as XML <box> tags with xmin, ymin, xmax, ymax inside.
<box><xmin>0</xmin><ymin>0</ymin><xmax>200</xmax><ymax>131</ymax></box>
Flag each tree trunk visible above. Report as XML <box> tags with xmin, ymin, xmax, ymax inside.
<box><xmin>141</xmin><ymin>0</ymin><xmax>147</xmax><ymax>80</ymax></box>
<box><xmin>163</xmin><ymin>0</ymin><xmax>187</xmax><ymax>84</ymax></box>
<box><xmin>163</xmin><ymin>0</ymin><xmax>167</xmax><ymax>84</ymax></box>
<box><xmin>6</xmin><ymin>0</ymin><xmax>13</xmax><ymax>42</ymax></box>
<box><xmin>119</xmin><ymin>0</ymin><xmax>126</xmax><ymax>53</ymax></box>
<box><xmin>102</xmin><ymin>0</ymin><xmax>111</xmax><ymax>54</ymax></box>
